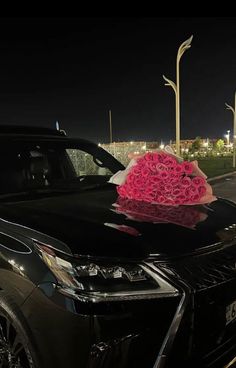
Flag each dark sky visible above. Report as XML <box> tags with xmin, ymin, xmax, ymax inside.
<box><xmin>0</xmin><ymin>17</ymin><xmax>235</xmax><ymax>143</ymax></box>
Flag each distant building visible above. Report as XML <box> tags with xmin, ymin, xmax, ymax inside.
<box><xmin>100</xmin><ymin>138</ymin><xmax>231</xmax><ymax>165</ymax></box>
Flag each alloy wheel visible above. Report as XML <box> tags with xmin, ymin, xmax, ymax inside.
<box><xmin>0</xmin><ymin>314</ymin><xmax>33</xmax><ymax>368</ymax></box>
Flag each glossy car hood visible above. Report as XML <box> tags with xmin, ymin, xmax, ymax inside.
<box><xmin>0</xmin><ymin>186</ymin><xmax>236</xmax><ymax>260</ymax></box>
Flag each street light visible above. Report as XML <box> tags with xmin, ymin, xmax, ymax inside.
<box><xmin>225</xmin><ymin>92</ymin><xmax>236</xmax><ymax>167</ymax></box>
<box><xmin>163</xmin><ymin>35</ymin><xmax>193</xmax><ymax>156</ymax></box>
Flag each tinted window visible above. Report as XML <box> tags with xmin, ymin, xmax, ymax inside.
<box><xmin>0</xmin><ymin>138</ymin><xmax>123</xmax><ymax>195</ymax></box>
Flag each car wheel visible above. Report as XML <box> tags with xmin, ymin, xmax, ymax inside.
<box><xmin>0</xmin><ymin>293</ymin><xmax>39</xmax><ymax>368</ymax></box>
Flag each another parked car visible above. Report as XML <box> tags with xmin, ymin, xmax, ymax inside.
<box><xmin>1</xmin><ymin>126</ymin><xmax>236</xmax><ymax>368</ymax></box>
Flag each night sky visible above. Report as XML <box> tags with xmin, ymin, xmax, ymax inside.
<box><xmin>0</xmin><ymin>17</ymin><xmax>235</xmax><ymax>143</ymax></box>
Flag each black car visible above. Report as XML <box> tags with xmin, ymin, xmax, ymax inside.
<box><xmin>1</xmin><ymin>126</ymin><xmax>236</xmax><ymax>368</ymax></box>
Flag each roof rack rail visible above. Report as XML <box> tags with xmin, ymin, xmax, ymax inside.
<box><xmin>0</xmin><ymin>125</ymin><xmax>65</xmax><ymax>136</ymax></box>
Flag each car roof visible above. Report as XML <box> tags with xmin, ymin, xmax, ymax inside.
<box><xmin>0</xmin><ymin>125</ymin><xmax>104</xmax><ymax>150</ymax></box>
<box><xmin>0</xmin><ymin>125</ymin><xmax>65</xmax><ymax>137</ymax></box>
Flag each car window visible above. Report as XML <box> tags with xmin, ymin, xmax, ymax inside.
<box><xmin>0</xmin><ymin>139</ymin><xmax>123</xmax><ymax>196</ymax></box>
<box><xmin>66</xmin><ymin>149</ymin><xmax>112</xmax><ymax>176</ymax></box>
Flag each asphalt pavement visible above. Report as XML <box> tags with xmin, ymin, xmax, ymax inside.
<box><xmin>212</xmin><ymin>173</ymin><xmax>236</xmax><ymax>203</ymax></box>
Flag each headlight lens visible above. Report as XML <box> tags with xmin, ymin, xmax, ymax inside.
<box><xmin>35</xmin><ymin>242</ymin><xmax>178</xmax><ymax>302</ymax></box>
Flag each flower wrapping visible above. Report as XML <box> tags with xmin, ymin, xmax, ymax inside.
<box><xmin>109</xmin><ymin>147</ymin><xmax>216</xmax><ymax>206</ymax></box>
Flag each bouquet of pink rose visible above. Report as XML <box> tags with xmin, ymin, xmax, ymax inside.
<box><xmin>109</xmin><ymin>148</ymin><xmax>216</xmax><ymax>206</ymax></box>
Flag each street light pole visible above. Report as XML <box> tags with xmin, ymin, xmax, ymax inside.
<box><xmin>227</xmin><ymin>130</ymin><xmax>230</xmax><ymax>152</ymax></box>
<box><xmin>225</xmin><ymin>92</ymin><xmax>236</xmax><ymax>168</ymax></box>
<box><xmin>163</xmin><ymin>35</ymin><xmax>193</xmax><ymax>156</ymax></box>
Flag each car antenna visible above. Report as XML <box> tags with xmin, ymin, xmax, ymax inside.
<box><xmin>56</xmin><ymin>120</ymin><xmax>60</xmax><ymax>131</ymax></box>
<box><xmin>55</xmin><ymin>120</ymin><xmax>66</xmax><ymax>136</ymax></box>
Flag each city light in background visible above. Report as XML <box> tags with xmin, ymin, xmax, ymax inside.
<box><xmin>98</xmin><ymin>137</ymin><xmax>234</xmax><ymax>167</ymax></box>
<box><xmin>225</xmin><ymin>92</ymin><xmax>236</xmax><ymax>167</ymax></box>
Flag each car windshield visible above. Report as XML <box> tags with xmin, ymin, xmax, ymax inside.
<box><xmin>0</xmin><ymin>137</ymin><xmax>124</xmax><ymax>197</ymax></box>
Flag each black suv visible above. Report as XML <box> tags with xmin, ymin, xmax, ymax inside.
<box><xmin>1</xmin><ymin>126</ymin><xmax>236</xmax><ymax>368</ymax></box>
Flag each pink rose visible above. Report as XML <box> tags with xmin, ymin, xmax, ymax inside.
<box><xmin>169</xmin><ymin>172</ymin><xmax>176</xmax><ymax>179</ymax></box>
<box><xmin>117</xmin><ymin>185</ymin><xmax>128</xmax><ymax>197</ymax></box>
<box><xmin>164</xmin><ymin>184</ymin><xmax>173</xmax><ymax>192</ymax></box>
<box><xmin>176</xmin><ymin>194</ymin><xmax>187</xmax><ymax>202</ymax></box>
<box><xmin>191</xmin><ymin>193</ymin><xmax>201</xmax><ymax>202</ymax></box>
<box><xmin>133</xmin><ymin>192</ymin><xmax>143</xmax><ymax>200</ymax></box>
<box><xmin>146</xmin><ymin>161</ymin><xmax>158</xmax><ymax>172</ymax></box>
<box><xmin>156</xmin><ymin>153</ymin><xmax>166</xmax><ymax>163</ymax></box>
<box><xmin>185</xmin><ymin>188</ymin><xmax>191</xmax><ymax>197</ymax></box>
<box><xmin>181</xmin><ymin>176</ymin><xmax>192</xmax><ymax>187</ymax></box>
<box><xmin>189</xmin><ymin>185</ymin><xmax>198</xmax><ymax>193</ymax></box>
<box><xmin>174</xmin><ymin>164</ymin><xmax>183</xmax><ymax>175</ymax></box>
<box><xmin>155</xmin><ymin>190</ymin><xmax>162</xmax><ymax>198</ymax></box>
<box><xmin>150</xmin><ymin>176</ymin><xmax>161</xmax><ymax>184</ymax></box>
<box><xmin>163</xmin><ymin>156</ymin><xmax>177</xmax><ymax>167</ymax></box>
<box><xmin>160</xmin><ymin>171</ymin><xmax>169</xmax><ymax>180</ymax></box>
<box><xmin>141</xmin><ymin>167</ymin><xmax>150</xmax><ymax>177</ymax></box>
<box><xmin>136</xmin><ymin>157</ymin><xmax>146</xmax><ymax>166</ymax></box>
<box><xmin>192</xmin><ymin>176</ymin><xmax>205</xmax><ymax>186</ymax></box>
<box><xmin>151</xmin><ymin>152</ymin><xmax>160</xmax><ymax>162</ymax></box>
<box><xmin>173</xmin><ymin>188</ymin><xmax>181</xmax><ymax>196</ymax></box>
<box><xmin>198</xmin><ymin>185</ymin><xmax>207</xmax><ymax>196</ymax></box>
<box><xmin>143</xmin><ymin>193</ymin><xmax>156</xmax><ymax>202</ymax></box>
<box><xmin>182</xmin><ymin>162</ymin><xmax>193</xmax><ymax>174</ymax></box>
<box><xmin>156</xmin><ymin>163</ymin><xmax>166</xmax><ymax>171</ymax></box>
<box><xmin>126</xmin><ymin>173</ymin><xmax>135</xmax><ymax>184</ymax></box>
<box><xmin>132</xmin><ymin>166</ymin><xmax>142</xmax><ymax>175</ymax></box>
<box><xmin>133</xmin><ymin>177</ymin><xmax>145</xmax><ymax>188</ymax></box>
<box><xmin>144</xmin><ymin>152</ymin><xmax>154</xmax><ymax>161</ymax></box>
<box><xmin>146</xmin><ymin>183</ymin><xmax>157</xmax><ymax>193</ymax></box>
<box><xmin>156</xmin><ymin>195</ymin><xmax>165</xmax><ymax>203</ymax></box>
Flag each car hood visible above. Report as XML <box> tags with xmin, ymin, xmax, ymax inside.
<box><xmin>0</xmin><ymin>186</ymin><xmax>236</xmax><ymax>260</ymax></box>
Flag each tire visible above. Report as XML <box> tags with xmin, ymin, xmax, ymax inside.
<box><xmin>0</xmin><ymin>292</ymin><xmax>40</xmax><ymax>368</ymax></box>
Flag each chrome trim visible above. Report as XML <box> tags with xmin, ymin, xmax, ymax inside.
<box><xmin>145</xmin><ymin>262</ymin><xmax>190</xmax><ymax>368</ymax></box>
<box><xmin>0</xmin><ymin>217</ymin><xmax>71</xmax><ymax>255</ymax></box>
<box><xmin>57</xmin><ymin>264</ymin><xmax>179</xmax><ymax>303</ymax></box>
<box><xmin>0</xmin><ymin>231</ymin><xmax>32</xmax><ymax>254</ymax></box>
<box><xmin>32</xmin><ymin>239</ymin><xmax>71</xmax><ymax>257</ymax></box>
<box><xmin>224</xmin><ymin>356</ymin><xmax>236</xmax><ymax>368</ymax></box>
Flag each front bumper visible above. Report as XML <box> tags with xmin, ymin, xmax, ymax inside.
<box><xmin>22</xmin><ymin>245</ymin><xmax>236</xmax><ymax>368</ymax></box>
<box><xmin>21</xmin><ymin>277</ymin><xmax>180</xmax><ymax>368</ymax></box>
<box><xmin>155</xmin><ymin>242</ymin><xmax>236</xmax><ymax>367</ymax></box>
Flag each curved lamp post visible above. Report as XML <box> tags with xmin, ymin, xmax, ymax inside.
<box><xmin>163</xmin><ymin>35</ymin><xmax>193</xmax><ymax>156</ymax></box>
<box><xmin>225</xmin><ymin>92</ymin><xmax>236</xmax><ymax>168</ymax></box>
<box><xmin>226</xmin><ymin>130</ymin><xmax>230</xmax><ymax>152</ymax></box>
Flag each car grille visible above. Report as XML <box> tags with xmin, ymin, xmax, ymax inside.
<box><xmin>155</xmin><ymin>244</ymin><xmax>236</xmax><ymax>291</ymax></box>
<box><xmin>154</xmin><ymin>244</ymin><xmax>236</xmax><ymax>367</ymax></box>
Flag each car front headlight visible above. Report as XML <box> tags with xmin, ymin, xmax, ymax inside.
<box><xmin>35</xmin><ymin>242</ymin><xmax>179</xmax><ymax>303</ymax></box>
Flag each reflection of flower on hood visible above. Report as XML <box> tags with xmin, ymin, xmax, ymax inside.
<box><xmin>109</xmin><ymin>147</ymin><xmax>216</xmax><ymax>206</ymax></box>
<box><xmin>104</xmin><ymin>222</ymin><xmax>141</xmax><ymax>237</ymax></box>
<box><xmin>113</xmin><ymin>197</ymin><xmax>208</xmax><ymax>230</ymax></box>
